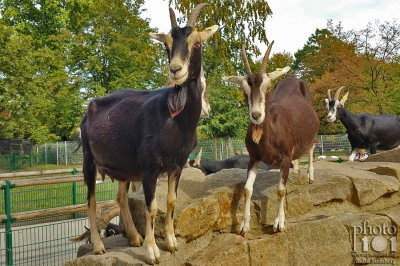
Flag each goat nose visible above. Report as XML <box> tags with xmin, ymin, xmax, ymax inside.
<box><xmin>252</xmin><ymin>111</ymin><xmax>261</xmax><ymax>120</ymax></box>
<box><xmin>170</xmin><ymin>67</ymin><xmax>181</xmax><ymax>76</ymax></box>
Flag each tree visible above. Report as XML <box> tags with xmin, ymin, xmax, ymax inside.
<box><xmin>67</xmin><ymin>0</ymin><xmax>164</xmax><ymax>99</ymax></box>
<box><xmin>295</xmin><ymin>19</ymin><xmax>400</xmax><ymax>134</ymax></box>
<box><xmin>0</xmin><ymin>0</ymin><xmax>165</xmax><ymax>143</ymax></box>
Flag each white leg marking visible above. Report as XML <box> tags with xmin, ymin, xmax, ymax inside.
<box><xmin>144</xmin><ymin>198</ymin><xmax>160</xmax><ymax>265</ymax></box>
<box><xmin>307</xmin><ymin>145</ymin><xmax>315</xmax><ymax>184</ymax></box>
<box><xmin>273</xmin><ymin>172</ymin><xmax>286</xmax><ymax>232</ymax></box>
<box><xmin>239</xmin><ymin>162</ymin><xmax>259</xmax><ymax>236</ymax></box>
<box><xmin>348</xmin><ymin>148</ymin><xmax>359</xmax><ymax>161</ymax></box>
<box><xmin>292</xmin><ymin>159</ymin><xmax>300</xmax><ymax>173</ymax></box>
<box><xmin>164</xmin><ymin>172</ymin><xmax>178</xmax><ymax>253</ymax></box>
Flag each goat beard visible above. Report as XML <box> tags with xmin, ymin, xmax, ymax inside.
<box><xmin>252</xmin><ymin>124</ymin><xmax>263</xmax><ymax>144</ymax></box>
<box><xmin>168</xmin><ymin>85</ymin><xmax>188</xmax><ymax>118</ymax></box>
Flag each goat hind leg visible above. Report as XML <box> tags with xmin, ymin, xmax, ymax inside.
<box><xmin>273</xmin><ymin>163</ymin><xmax>289</xmax><ymax>232</ymax></box>
<box><xmin>116</xmin><ymin>181</ymin><xmax>143</xmax><ymax>247</ymax></box>
<box><xmin>164</xmin><ymin>170</ymin><xmax>180</xmax><ymax>253</ymax></box>
<box><xmin>307</xmin><ymin>144</ymin><xmax>315</xmax><ymax>184</ymax></box>
<box><xmin>239</xmin><ymin>161</ymin><xmax>259</xmax><ymax>236</ymax></box>
<box><xmin>88</xmin><ymin>194</ymin><xmax>106</xmax><ymax>254</ymax></box>
<box><xmin>292</xmin><ymin>159</ymin><xmax>300</xmax><ymax>173</ymax></box>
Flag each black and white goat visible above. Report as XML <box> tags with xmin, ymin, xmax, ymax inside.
<box><xmin>188</xmin><ymin>148</ymin><xmax>272</xmax><ymax>175</ymax></box>
<box><xmin>325</xmin><ymin>86</ymin><xmax>400</xmax><ymax>161</ymax></box>
<box><xmin>70</xmin><ymin>205</ymin><xmax>120</xmax><ymax>244</ymax></box>
<box><xmin>223</xmin><ymin>42</ymin><xmax>320</xmax><ymax>235</ymax></box>
<box><xmin>79</xmin><ymin>4</ymin><xmax>218</xmax><ymax>264</ymax></box>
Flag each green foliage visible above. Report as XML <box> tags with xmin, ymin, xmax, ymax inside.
<box><xmin>0</xmin><ymin>0</ymin><xmax>164</xmax><ymax>143</ymax></box>
<box><xmin>1</xmin><ymin>1</ymin><xmax>399</xmax><ymax>143</ymax></box>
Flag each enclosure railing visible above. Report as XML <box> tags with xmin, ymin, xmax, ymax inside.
<box><xmin>0</xmin><ymin>169</ymin><xmax>119</xmax><ymax>266</ymax></box>
<box><xmin>0</xmin><ymin>135</ymin><xmax>352</xmax><ymax>173</ymax></box>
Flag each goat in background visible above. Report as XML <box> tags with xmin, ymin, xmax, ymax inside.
<box><xmin>187</xmin><ymin>147</ymin><xmax>273</xmax><ymax>175</ymax></box>
<box><xmin>79</xmin><ymin>3</ymin><xmax>218</xmax><ymax>264</ymax></box>
<box><xmin>325</xmin><ymin>86</ymin><xmax>400</xmax><ymax>161</ymax></box>
<box><xmin>223</xmin><ymin>41</ymin><xmax>319</xmax><ymax>236</ymax></box>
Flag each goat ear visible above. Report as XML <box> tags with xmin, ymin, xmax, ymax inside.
<box><xmin>267</xmin><ymin>66</ymin><xmax>290</xmax><ymax>80</ymax></box>
<box><xmin>199</xmin><ymin>25</ymin><xmax>219</xmax><ymax>43</ymax></box>
<box><xmin>340</xmin><ymin>91</ymin><xmax>349</xmax><ymax>105</ymax></box>
<box><xmin>222</xmin><ymin>75</ymin><xmax>246</xmax><ymax>85</ymax></box>
<box><xmin>149</xmin><ymin>32</ymin><xmax>167</xmax><ymax>43</ymax></box>
<box><xmin>324</xmin><ymin>98</ymin><xmax>329</xmax><ymax>104</ymax></box>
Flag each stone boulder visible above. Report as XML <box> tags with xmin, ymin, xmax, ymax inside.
<box><xmin>365</xmin><ymin>147</ymin><xmax>400</xmax><ymax>163</ymax></box>
<box><xmin>66</xmin><ymin>161</ymin><xmax>400</xmax><ymax>266</ymax></box>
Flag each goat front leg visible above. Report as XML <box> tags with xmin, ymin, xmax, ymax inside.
<box><xmin>238</xmin><ymin>161</ymin><xmax>260</xmax><ymax>236</ymax></box>
<box><xmin>307</xmin><ymin>144</ymin><xmax>315</xmax><ymax>184</ymax></box>
<box><xmin>273</xmin><ymin>162</ymin><xmax>289</xmax><ymax>232</ymax></box>
<box><xmin>164</xmin><ymin>170</ymin><xmax>180</xmax><ymax>253</ymax></box>
<box><xmin>348</xmin><ymin>147</ymin><xmax>359</xmax><ymax>161</ymax></box>
<box><xmin>142</xmin><ymin>174</ymin><xmax>160</xmax><ymax>264</ymax></box>
<box><xmin>116</xmin><ymin>181</ymin><xmax>143</xmax><ymax>247</ymax></box>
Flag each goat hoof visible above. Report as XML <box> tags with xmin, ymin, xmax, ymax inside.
<box><xmin>130</xmin><ymin>235</ymin><xmax>144</xmax><ymax>247</ymax></box>
<box><xmin>273</xmin><ymin>218</ymin><xmax>285</xmax><ymax>232</ymax></box>
<box><xmin>94</xmin><ymin>249</ymin><xmax>106</xmax><ymax>255</ymax></box>
<box><xmin>145</xmin><ymin>242</ymin><xmax>161</xmax><ymax>265</ymax></box>
<box><xmin>165</xmin><ymin>233</ymin><xmax>178</xmax><ymax>253</ymax></box>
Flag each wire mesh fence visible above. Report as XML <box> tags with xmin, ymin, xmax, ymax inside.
<box><xmin>0</xmin><ymin>134</ymin><xmax>352</xmax><ymax>173</ymax></box>
<box><xmin>0</xmin><ymin>170</ymin><xmax>122</xmax><ymax>266</ymax></box>
<box><xmin>0</xmin><ymin>215</ymin><xmax>120</xmax><ymax>266</ymax></box>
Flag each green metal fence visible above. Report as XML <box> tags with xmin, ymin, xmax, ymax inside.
<box><xmin>0</xmin><ymin>169</ymin><xmax>120</xmax><ymax>266</ymax></box>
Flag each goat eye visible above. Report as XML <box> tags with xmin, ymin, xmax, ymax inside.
<box><xmin>194</xmin><ymin>41</ymin><xmax>201</xmax><ymax>47</ymax></box>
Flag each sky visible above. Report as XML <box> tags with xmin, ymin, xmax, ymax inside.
<box><xmin>142</xmin><ymin>0</ymin><xmax>399</xmax><ymax>55</ymax></box>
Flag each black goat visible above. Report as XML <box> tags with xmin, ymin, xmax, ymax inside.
<box><xmin>325</xmin><ymin>86</ymin><xmax>400</xmax><ymax>161</ymax></box>
<box><xmin>70</xmin><ymin>205</ymin><xmax>121</xmax><ymax>244</ymax></box>
<box><xmin>79</xmin><ymin>4</ymin><xmax>218</xmax><ymax>264</ymax></box>
<box><xmin>188</xmin><ymin>148</ymin><xmax>272</xmax><ymax>175</ymax></box>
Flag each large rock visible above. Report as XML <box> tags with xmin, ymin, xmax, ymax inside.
<box><xmin>66</xmin><ymin>161</ymin><xmax>400</xmax><ymax>266</ymax></box>
<box><xmin>313</xmin><ymin>160</ymin><xmax>400</xmax><ymax>206</ymax></box>
<box><xmin>365</xmin><ymin>147</ymin><xmax>400</xmax><ymax>163</ymax></box>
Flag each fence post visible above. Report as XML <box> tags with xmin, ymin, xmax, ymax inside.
<box><xmin>72</xmin><ymin>168</ymin><xmax>78</xmax><ymax>219</ymax></box>
<box><xmin>65</xmin><ymin>141</ymin><xmax>68</xmax><ymax>166</ymax></box>
<box><xmin>2</xmin><ymin>180</ymin><xmax>16</xmax><ymax>266</ymax></box>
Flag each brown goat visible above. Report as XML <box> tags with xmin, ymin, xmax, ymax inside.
<box><xmin>223</xmin><ymin>42</ymin><xmax>319</xmax><ymax>235</ymax></box>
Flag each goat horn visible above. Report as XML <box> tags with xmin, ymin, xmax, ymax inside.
<box><xmin>334</xmin><ymin>86</ymin><xmax>345</xmax><ymax>101</ymax></box>
<box><xmin>259</xmin><ymin>40</ymin><xmax>274</xmax><ymax>74</ymax></box>
<box><xmin>241</xmin><ymin>44</ymin><xmax>252</xmax><ymax>75</ymax></box>
<box><xmin>327</xmin><ymin>89</ymin><xmax>332</xmax><ymax>101</ymax></box>
<box><xmin>96</xmin><ymin>205</ymin><xmax>120</xmax><ymax>230</ymax></box>
<box><xmin>187</xmin><ymin>3</ymin><xmax>209</xmax><ymax>27</ymax></box>
<box><xmin>169</xmin><ymin>8</ymin><xmax>178</xmax><ymax>28</ymax></box>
